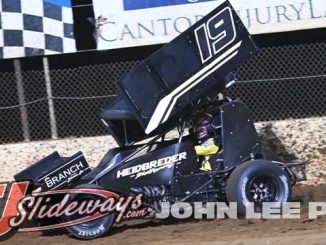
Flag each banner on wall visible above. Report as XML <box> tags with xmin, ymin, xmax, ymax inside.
<box><xmin>93</xmin><ymin>0</ymin><xmax>326</xmax><ymax>50</ymax></box>
<box><xmin>0</xmin><ymin>0</ymin><xmax>76</xmax><ymax>59</ymax></box>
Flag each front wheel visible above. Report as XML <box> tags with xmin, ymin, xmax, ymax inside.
<box><xmin>62</xmin><ymin>184</ymin><xmax>115</xmax><ymax>240</ymax></box>
<box><xmin>226</xmin><ymin>160</ymin><xmax>291</xmax><ymax>215</ymax></box>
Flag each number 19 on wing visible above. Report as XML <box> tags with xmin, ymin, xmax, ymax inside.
<box><xmin>195</xmin><ymin>7</ymin><xmax>237</xmax><ymax>64</ymax></box>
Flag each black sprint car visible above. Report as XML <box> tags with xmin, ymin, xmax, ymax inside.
<box><xmin>14</xmin><ymin>0</ymin><xmax>306</xmax><ymax>240</ymax></box>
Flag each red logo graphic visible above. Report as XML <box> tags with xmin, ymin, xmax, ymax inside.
<box><xmin>0</xmin><ymin>181</ymin><xmax>146</xmax><ymax>241</ymax></box>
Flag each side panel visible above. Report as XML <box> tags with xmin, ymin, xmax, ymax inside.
<box><xmin>98</xmin><ymin>141</ymin><xmax>198</xmax><ymax>194</ymax></box>
<box><xmin>171</xmin><ymin>172</ymin><xmax>214</xmax><ymax>201</ymax></box>
<box><xmin>221</xmin><ymin>101</ymin><xmax>262</xmax><ymax>169</ymax></box>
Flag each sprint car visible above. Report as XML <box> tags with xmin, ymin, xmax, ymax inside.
<box><xmin>14</xmin><ymin>0</ymin><xmax>306</xmax><ymax>240</ymax></box>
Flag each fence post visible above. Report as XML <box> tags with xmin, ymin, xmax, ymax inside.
<box><xmin>14</xmin><ymin>59</ymin><xmax>30</xmax><ymax>142</ymax></box>
<box><xmin>43</xmin><ymin>57</ymin><xmax>58</xmax><ymax>140</ymax></box>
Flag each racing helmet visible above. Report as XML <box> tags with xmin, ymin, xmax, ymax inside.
<box><xmin>193</xmin><ymin>114</ymin><xmax>214</xmax><ymax>143</ymax></box>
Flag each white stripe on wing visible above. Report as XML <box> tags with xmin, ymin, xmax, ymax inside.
<box><xmin>145</xmin><ymin>41</ymin><xmax>242</xmax><ymax>134</ymax></box>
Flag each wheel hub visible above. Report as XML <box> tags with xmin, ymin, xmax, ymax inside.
<box><xmin>248</xmin><ymin>176</ymin><xmax>277</xmax><ymax>203</ymax></box>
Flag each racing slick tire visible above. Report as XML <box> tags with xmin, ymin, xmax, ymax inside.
<box><xmin>62</xmin><ymin>184</ymin><xmax>115</xmax><ymax>240</ymax></box>
<box><xmin>226</xmin><ymin>160</ymin><xmax>291</xmax><ymax>216</ymax></box>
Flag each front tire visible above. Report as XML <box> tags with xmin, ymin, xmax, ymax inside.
<box><xmin>62</xmin><ymin>184</ymin><xmax>115</xmax><ymax>240</ymax></box>
<box><xmin>226</xmin><ymin>160</ymin><xmax>291</xmax><ymax>215</ymax></box>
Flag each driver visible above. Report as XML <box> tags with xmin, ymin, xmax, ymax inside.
<box><xmin>193</xmin><ymin>114</ymin><xmax>220</xmax><ymax>171</ymax></box>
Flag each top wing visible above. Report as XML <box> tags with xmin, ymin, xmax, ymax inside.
<box><xmin>116</xmin><ymin>0</ymin><xmax>258</xmax><ymax>134</ymax></box>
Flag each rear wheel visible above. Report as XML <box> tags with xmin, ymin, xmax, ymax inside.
<box><xmin>226</xmin><ymin>160</ymin><xmax>291</xmax><ymax>215</ymax></box>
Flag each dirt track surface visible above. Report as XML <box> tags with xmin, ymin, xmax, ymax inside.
<box><xmin>4</xmin><ymin>184</ymin><xmax>326</xmax><ymax>245</ymax></box>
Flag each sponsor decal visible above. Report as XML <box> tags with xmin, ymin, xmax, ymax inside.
<box><xmin>93</xmin><ymin>0</ymin><xmax>326</xmax><ymax>50</ymax></box>
<box><xmin>32</xmin><ymin>154</ymin><xmax>91</xmax><ymax>191</ymax></box>
<box><xmin>117</xmin><ymin>152</ymin><xmax>187</xmax><ymax>179</ymax></box>
<box><xmin>0</xmin><ymin>181</ymin><xmax>146</xmax><ymax>242</ymax></box>
<box><xmin>40</xmin><ymin>160</ymin><xmax>90</xmax><ymax>189</ymax></box>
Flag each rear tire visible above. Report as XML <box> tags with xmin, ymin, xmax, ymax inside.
<box><xmin>226</xmin><ymin>160</ymin><xmax>291</xmax><ymax>215</ymax></box>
